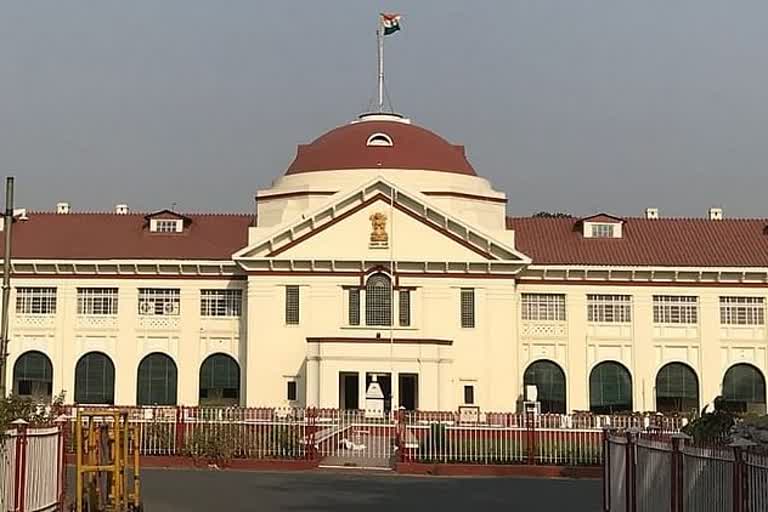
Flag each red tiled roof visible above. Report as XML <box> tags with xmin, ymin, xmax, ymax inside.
<box><xmin>6</xmin><ymin>212</ymin><xmax>768</xmax><ymax>267</ymax></box>
<box><xmin>285</xmin><ymin>120</ymin><xmax>477</xmax><ymax>176</ymax></box>
<box><xmin>3</xmin><ymin>213</ymin><xmax>253</xmax><ymax>260</ymax></box>
<box><xmin>507</xmin><ymin>217</ymin><xmax>768</xmax><ymax>267</ymax></box>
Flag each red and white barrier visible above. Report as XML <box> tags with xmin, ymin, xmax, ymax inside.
<box><xmin>0</xmin><ymin>421</ymin><xmax>64</xmax><ymax>512</ymax></box>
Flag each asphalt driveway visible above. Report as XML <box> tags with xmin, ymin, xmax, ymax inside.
<box><xmin>67</xmin><ymin>468</ymin><xmax>601</xmax><ymax>511</ymax></box>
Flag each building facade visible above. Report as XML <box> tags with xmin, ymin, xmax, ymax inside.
<box><xmin>4</xmin><ymin>112</ymin><xmax>767</xmax><ymax>414</ymax></box>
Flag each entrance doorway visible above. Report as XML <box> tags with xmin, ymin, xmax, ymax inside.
<box><xmin>398</xmin><ymin>373</ymin><xmax>419</xmax><ymax>410</ymax></box>
<box><xmin>365</xmin><ymin>373</ymin><xmax>392</xmax><ymax>411</ymax></box>
<box><xmin>339</xmin><ymin>372</ymin><xmax>359</xmax><ymax>410</ymax></box>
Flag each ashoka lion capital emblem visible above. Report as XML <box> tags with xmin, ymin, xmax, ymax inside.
<box><xmin>369</xmin><ymin>212</ymin><xmax>389</xmax><ymax>244</ymax></box>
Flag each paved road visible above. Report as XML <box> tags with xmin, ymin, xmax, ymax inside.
<box><xmin>69</xmin><ymin>468</ymin><xmax>601</xmax><ymax>511</ymax></box>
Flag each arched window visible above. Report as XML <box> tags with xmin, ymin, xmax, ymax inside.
<box><xmin>137</xmin><ymin>353</ymin><xmax>178</xmax><ymax>406</ymax></box>
<box><xmin>655</xmin><ymin>363</ymin><xmax>699</xmax><ymax>413</ymax></box>
<box><xmin>366</xmin><ymin>132</ymin><xmax>393</xmax><ymax>147</ymax></box>
<box><xmin>523</xmin><ymin>360</ymin><xmax>566</xmax><ymax>413</ymax></box>
<box><xmin>589</xmin><ymin>361</ymin><xmax>633</xmax><ymax>414</ymax></box>
<box><xmin>75</xmin><ymin>352</ymin><xmax>115</xmax><ymax>405</ymax></box>
<box><xmin>199</xmin><ymin>354</ymin><xmax>240</xmax><ymax>406</ymax></box>
<box><xmin>13</xmin><ymin>351</ymin><xmax>53</xmax><ymax>399</ymax></box>
<box><xmin>722</xmin><ymin>363</ymin><xmax>767</xmax><ymax>414</ymax></box>
<box><xmin>365</xmin><ymin>274</ymin><xmax>392</xmax><ymax>326</ymax></box>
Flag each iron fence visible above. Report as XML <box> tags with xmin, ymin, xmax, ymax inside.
<box><xmin>604</xmin><ymin>432</ymin><xmax>768</xmax><ymax>512</ymax></box>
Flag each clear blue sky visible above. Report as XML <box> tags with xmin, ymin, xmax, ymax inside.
<box><xmin>2</xmin><ymin>1</ymin><xmax>767</xmax><ymax>217</ymax></box>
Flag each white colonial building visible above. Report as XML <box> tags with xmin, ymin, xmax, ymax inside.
<box><xmin>4</xmin><ymin>112</ymin><xmax>767</xmax><ymax>415</ymax></box>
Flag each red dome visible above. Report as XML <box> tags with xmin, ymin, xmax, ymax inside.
<box><xmin>285</xmin><ymin>117</ymin><xmax>477</xmax><ymax>176</ymax></box>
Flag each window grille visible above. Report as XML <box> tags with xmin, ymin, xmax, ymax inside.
<box><xmin>200</xmin><ymin>289</ymin><xmax>242</xmax><ymax>317</ymax></box>
<box><xmin>138</xmin><ymin>288</ymin><xmax>180</xmax><ymax>316</ymax></box>
<box><xmin>137</xmin><ymin>353</ymin><xmax>178</xmax><ymax>406</ymax></box>
<box><xmin>16</xmin><ymin>287</ymin><xmax>57</xmax><ymax>315</ymax></box>
<box><xmin>399</xmin><ymin>290</ymin><xmax>411</xmax><ymax>327</ymax></box>
<box><xmin>589</xmin><ymin>361</ymin><xmax>633</xmax><ymax>414</ymax></box>
<box><xmin>523</xmin><ymin>360</ymin><xmax>567</xmax><ymax>414</ymax></box>
<box><xmin>348</xmin><ymin>288</ymin><xmax>361</xmax><ymax>326</ymax></box>
<box><xmin>13</xmin><ymin>351</ymin><xmax>53</xmax><ymax>398</ymax></box>
<box><xmin>653</xmin><ymin>296</ymin><xmax>698</xmax><ymax>324</ymax></box>
<box><xmin>365</xmin><ymin>274</ymin><xmax>392</xmax><ymax>326</ymax></box>
<box><xmin>460</xmin><ymin>288</ymin><xmax>475</xmax><ymax>328</ymax></box>
<box><xmin>655</xmin><ymin>363</ymin><xmax>699</xmax><ymax>413</ymax></box>
<box><xmin>77</xmin><ymin>288</ymin><xmax>118</xmax><ymax>316</ymax></box>
<box><xmin>521</xmin><ymin>293</ymin><xmax>566</xmax><ymax>321</ymax></box>
<box><xmin>587</xmin><ymin>294</ymin><xmax>632</xmax><ymax>323</ymax></box>
<box><xmin>591</xmin><ymin>224</ymin><xmax>615</xmax><ymax>238</ymax></box>
<box><xmin>720</xmin><ymin>296</ymin><xmax>765</xmax><ymax>325</ymax></box>
<box><xmin>722</xmin><ymin>363</ymin><xmax>766</xmax><ymax>413</ymax></box>
<box><xmin>285</xmin><ymin>286</ymin><xmax>300</xmax><ymax>325</ymax></box>
<box><xmin>199</xmin><ymin>354</ymin><xmax>240</xmax><ymax>406</ymax></box>
<box><xmin>75</xmin><ymin>352</ymin><xmax>115</xmax><ymax>405</ymax></box>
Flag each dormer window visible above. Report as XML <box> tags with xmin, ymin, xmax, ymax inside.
<box><xmin>366</xmin><ymin>133</ymin><xmax>393</xmax><ymax>147</ymax></box>
<box><xmin>150</xmin><ymin>219</ymin><xmax>183</xmax><ymax>233</ymax></box>
<box><xmin>145</xmin><ymin>209</ymin><xmax>191</xmax><ymax>234</ymax></box>
<box><xmin>591</xmin><ymin>223</ymin><xmax>615</xmax><ymax>238</ymax></box>
<box><xmin>579</xmin><ymin>213</ymin><xmax>624</xmax><ymax>239</ymax></box>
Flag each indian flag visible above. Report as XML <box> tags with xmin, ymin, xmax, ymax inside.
<box><xmin>380</xmin><ymin>13</ymin><xmax>401</xmax><ymax>36</ymax></box>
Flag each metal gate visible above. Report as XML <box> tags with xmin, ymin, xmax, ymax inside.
<box><xmin>314</xmin><ymin>410</ymin><xmax>397</xmax><ymax>469</ymax></box>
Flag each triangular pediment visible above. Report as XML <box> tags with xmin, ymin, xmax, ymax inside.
<box><xmin>234</xmin><ymin>179</ymin><xmax>530</xmax><ymax>273</ymax></box>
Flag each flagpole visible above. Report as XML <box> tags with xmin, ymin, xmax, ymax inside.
<box><xmin>377</xmin><ymin>18</ymin><xmax>384</xmax><ymax>112</ymax></box>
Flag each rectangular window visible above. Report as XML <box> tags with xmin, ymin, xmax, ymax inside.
<box><xmin>521</xmin><ymin>293</ymin><xmax>566</xmax><ymax>321</ymax></box>
<box><xmin>463</xmin><ymin>385</ymin><xmax>475</xmax><ymax>405</ymax></box>
<box><xmin>77</xmin><ymin>288</ymin><xmax>118</xmax><ymax>316</ymax></box>
<box><xmin>348</xmin><ymin>288</ymin><xmax>360</xmax><ymax>326</ymax></box>
<box><xmin>285</xmin><ymin>286</ymin><xmax>300</xmax><ymax>325</ymax></box>
<box><xmin>587</xmin><ymin>294</ymin><xmax>632</xmax><ymax>323</ymax></box>
<box><xmin>138</xmin><ymin>288</ymin><xmax>180</xmax><ymax>316</ymax></box>
<box><xmin>153</xmin><ymin>219</ymin><xmax>181</xmax><ymax>233</ymax></box>
<box><xmin>591</xmin><ymin>224</ymin><xmax>615</xmax><ymax>238</ymax></box>
<box><xmin>720</xmin><ymin>296</ymin><xmax>765</xmax><ymax>325</ymax></box>
<box><xmin>200</xmin><ymin>289</ymin><xmax>242</xmax><ymax>317</ymax></box>
<box><xmin>287</xmin><ymin>381</ymin><xmax>297</xmax><ymax>401</ymax></box>
<box><xmin>399</xmin><ymin>290</ymin><xmax>411</xmax><ymax>327</ymax></box>
<box><xmin>460</xmin><ymin>288</ymin><xmax>475</xmax><ymax>328</ymax></box>
<box><xmin>653</xmin><ymin>296</ymin><xmax>698</xmax><ymax>324</ymax></box>
<box><xmin>15</xmin><ymin>287</ymin><xmax>57</xmax><ymax>315</ymax></box>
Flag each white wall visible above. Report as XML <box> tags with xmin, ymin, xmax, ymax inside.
<box><xmin>9</xmin><ymin>277</ymin><xmax>245</xmax><ymax>405</ymax></box>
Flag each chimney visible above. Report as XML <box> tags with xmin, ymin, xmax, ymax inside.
<box><xmin>115</xmin><ymin>204</ymin><xmax>129</xmax><ymax>215</ymax></box>
<box><xmin>56</xmin><ymin>202</ymin><xmax>71</xmax><ymax>214</ymax></box>
<box><xmin>645</xmin><ymin>208</ymin><xmax>659</xmax><ymax>220</ymax></box>
<box><xmin>709</xmin><ymin>207</ymin><xmax>723</xmax><ymax>221</ymax></box>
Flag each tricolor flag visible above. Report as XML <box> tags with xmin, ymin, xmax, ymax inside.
<box><xmin>380</xmin><ymin>13</ymin><xmax>401</xmax><ymax>36</ymax></box>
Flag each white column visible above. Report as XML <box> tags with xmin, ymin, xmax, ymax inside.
<box><xmin>699</xmin><ymin>293</ymin><xmax>721</xmax><ymax>405</ymax></box>
<box><xmin>306</xmin><ymin>342</ymin><xmax>320</xmax><ymax>407</ymax></box>
<box><xmin>633</xmin><ymin>290</ymin><xmax>655</xmax><ymax>411</ymax></box>
<box><xmin>567</xmin><ymin>292</ymin><xmax>589</xmax><ymax>411</ymax></box>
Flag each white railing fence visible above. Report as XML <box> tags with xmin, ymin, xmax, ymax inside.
<box><xmin>61</xmin><ymin>406</ymin><xmax>689</xmax><ymax>469</ymax></box>
<box><xmin>0</xmin><ymin>421</ymin><xmax>64</xmax><ymax>512</ymax></box>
